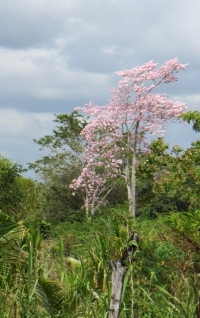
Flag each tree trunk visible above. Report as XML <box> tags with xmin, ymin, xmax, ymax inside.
<box><xmin>109</xmin><ymin>261</ymin><xmax>127</xmax><ymax>318</ymax></box>
<box><xmin>85</xmin><ymin>184</ymin><xmax>90</xmax><ymax>219</ymax></box>
<box><xmin>108</xmin><ymin>233</ymin><xmax>139</xmax><ymax>318</ymax></box>
<box><xmin>126</xmin><ymin>150</ymin><xmax>136</xmax><ymax>218</ymax></box>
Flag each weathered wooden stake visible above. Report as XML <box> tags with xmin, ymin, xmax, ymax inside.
<box><xmin>108</xmin><ymin>232</ymin><xmax>139</xmax><ymax>318</ymax></box>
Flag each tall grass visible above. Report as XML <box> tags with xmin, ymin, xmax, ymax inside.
<box><xmin>0</xmin><ymin>208</ymin><xmax>200</xmax><ymax>317</ymax></box>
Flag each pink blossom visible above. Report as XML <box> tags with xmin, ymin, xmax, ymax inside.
<box><xmin>70</xmin><ymin>58</ymin><xmax>189</xmax><ymax>217</ymax></box>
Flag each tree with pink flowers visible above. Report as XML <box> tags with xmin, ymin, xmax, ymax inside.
<box><xmin>70</xmin><ymin>58</ymin><xmax>188</xmax><ymax>218</ymax></box>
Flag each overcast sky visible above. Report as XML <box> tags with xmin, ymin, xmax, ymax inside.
<box><xmin>0</xmin><ymin>0</ymin><xmax>199</xmax><ymax>177</ymax></box>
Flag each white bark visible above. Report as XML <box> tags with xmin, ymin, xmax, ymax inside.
<box><xmin>108</xmin><ymin>233</ymin><xmax>139</xmax><ymax>318</ymax></box>
<box><xmin>124</xmin><ymin>149</ymin><xmax>137</xmax><ymax>218</ymax></box>
<box><xmin>108</xmin><ymin>261</ymin><xmax>126</xmax><ymax>318</ymax></box>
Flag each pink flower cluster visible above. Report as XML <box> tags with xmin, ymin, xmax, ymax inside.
<box><xmin>70</xmin><ymin>58</ymin><xmax>188</xmax><ymax>214</ymax></box>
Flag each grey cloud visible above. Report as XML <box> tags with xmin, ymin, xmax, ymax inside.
<box><xmin>0</xmin><ymin>14</ymin><xmax>57</xmax><ymax>49</ymax></box>
<box><xmin>0</xmin><ymin>0</ymin><xmax>199</xmax><ymax>169</ymax></box>
<box><xmin>0</xmin><ymin>47</ymin><xmax>111</xmax><ymax>113</ymax></box>
<box><xmin>0</xmin><ymin>20</ymin><xmax>61</xmax><ymax>49</ymax></box>
<box><xmin>63</xmin><ymin>37</ymin><xmax>120</xmax><ymax>74</ymax></box>
<box><xmin>0</xmin><ymin>0</ymin><xmax>78</xmax><ymax>49</ymax></box>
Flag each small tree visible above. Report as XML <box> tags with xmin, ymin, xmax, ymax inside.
<box><xmin>30</xmin><ymin>111</ymin><xmax>88</xmax><ymax>222</ymax></box>
<box><xmin>0</xmin><ymin>156</ymin><xmax>26</xmax><ymax>218</ymax></box>
<box><xmin>71</xmin><ymin>58</ymin><xmax>188</xmax><ymax>217</ymax></box>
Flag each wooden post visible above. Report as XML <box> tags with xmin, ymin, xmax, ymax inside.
<box><xmin>108</xmin><ymin>233</ymin><xmax>139</xmax><ymax>318</ymax></box>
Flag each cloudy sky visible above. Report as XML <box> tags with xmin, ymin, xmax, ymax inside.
<box><xmin>0</xmin><ymin>0</ymin><xmax>199</xmax><ymax>177</ymax></box>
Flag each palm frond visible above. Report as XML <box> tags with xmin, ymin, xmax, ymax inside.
<box><xmin>36</xmin><ymin>279</ymin><xmax>70</xmax><ymax>317</ymax></box>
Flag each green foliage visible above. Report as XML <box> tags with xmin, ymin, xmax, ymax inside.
<box><xmin>137</xmin><ymin>138</ymin><xmax>200</xmax><ymax>217</ymax></box>
<box><xmin>2</xmin><ymin>116</ymin><xmax>200</xmax><ymax>316</ymax></box>
<box><xmin>160</xmin><ymin>210</ymin><xmax>200</xmax><ymax>255</ymax></box>
<box><xmin>155</xmin><ymin>211</ymin><xmax>200</xmax><ymax>317</ymax></box>
<box><xmin>1</xmin><ymin>207</ymin><xmax>200</xmax><ymax>317</ymax></box>
<box><xmin>49</xmin><ymin>208</ymin><xmax>200</xmax><ymax>317</ymax></box>
<box><xmin>154</xmin><ymin>140</ymin><xmax>200</xmax><ymax>212</ymax></box>
<box><xmin>180</xmin><ymin>111</ymin><xmax>200</xmax><ymax>132</ymax></box>
<box><xmin>137</xmin><ymin>138</ymin><xmax>175</xmax><ymax>216</ymax></box>
<box><xmin>36</xmin><ymin>279</ymin><xmax>70</xmax><ymax>317</ymax></box>
<box><xmin>29</xmin><ymin>111</ymin><xmax>89</xmax><ymax>222</ymax></box>
<box><xmin>0</xmin><ymin>155</ymin><xmax>41</xmax><ymax>222</ymax></box>
<box><xmin>0</xmin><ymin>156</ymin><xmax>25</xmax><ymax>218</ymax></box>
<box><xmin>127</xmin><ymin>217</ymin><xmax>198</xmax><ymax>317</ymax></box>
<box><xmin>0</xmin><ymin>212</ymin><xmax>45</xmax><ymax>317</ymax></box>
<box><xmin>34</xmin><ymin>110</ymin><xmax>88</xmax><ymax>153</ymax></box>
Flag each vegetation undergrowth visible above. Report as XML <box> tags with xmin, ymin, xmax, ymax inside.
<box><xmin>1</xmin><ymin>207</ymin><xmax>200</xmax><ymax>317</ymax></box>
<box><xmin>1</xmin><ymin>106</ymin><xmax>200</xmax><ymax>316</ymax></box>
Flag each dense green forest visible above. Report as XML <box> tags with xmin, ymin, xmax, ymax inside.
<box><xmin>0</xmin><ymin>109</ymin><xmax>200</xmax><ymax>317</ymax></box>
